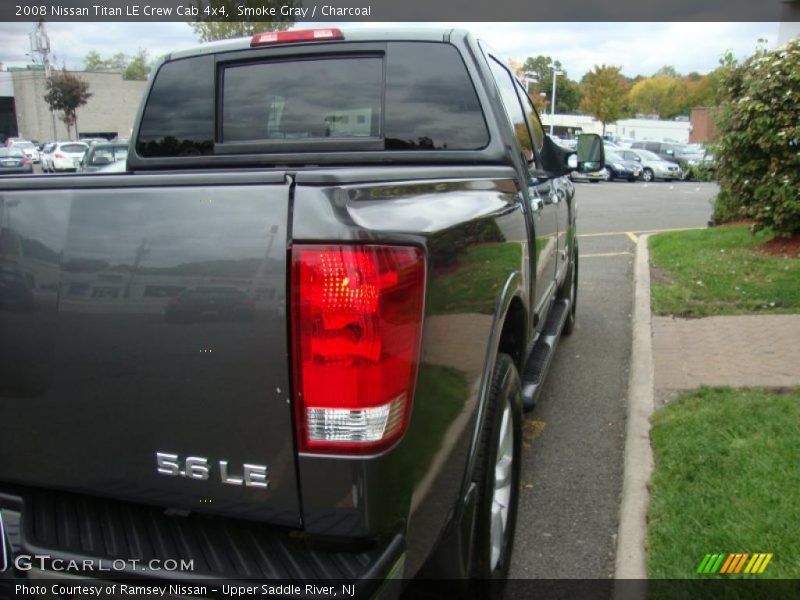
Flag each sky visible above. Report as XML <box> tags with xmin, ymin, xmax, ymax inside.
<box><xmin>0</xmin><ymin>21</ymin><xmax>779</xmax><ymax>79</ymax></box>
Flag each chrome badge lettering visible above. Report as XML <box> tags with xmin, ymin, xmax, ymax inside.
<box><xmin>156</xmin><ymin>453</ymin><xmax>269</xmax><ymax>488</ymax></box>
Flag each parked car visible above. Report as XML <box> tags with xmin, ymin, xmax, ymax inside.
<box><xmin>0</xmin><ymin>28</ymin><xmax>604</xmax><ymax>593</ymax></box>
<box><xmin>76</xmin><ymin>143</ymin><xmax>129</xmax><ymax>173</ymax></box>
<box><xmin>79</xmin><ymin>137</ymin><xmax>110</xmax><ymax>146</ymax></box>
<box><xmin>630</xmin><ymin>141</ymin><xmax>707</xmax><ymax>178</ymax></box>
<box><xmin>6</xmin><ymin>139</ymin><xmax>39</xmax><ymax>163</ymax></box>
<box><xmin>570</xmin><ymin>162</ymin><xmax>608</xmax><ymax>182</ymax></box>
<box><xmin>604</xmin><ymin>151</ymin><xmax>642</xmax><ymax>182</ymax></box>
<box><xmin>47</xmin><ymin>141</ymin><xmax>89</xmax><ymax>172</ymax></box>
<box><xmin>0</xmin><ymin>148</ymin><xmax>33</xmax><ymax>175</ymax></box>
<box><xmin>39</xmin><ymin>142</ymin><xmax>56</xmax><ymax>172</ymax></box>
<box><xmin>617</xmin><ymin>148</ymin><xmax>683</xmax><ymax>182</ymax></box>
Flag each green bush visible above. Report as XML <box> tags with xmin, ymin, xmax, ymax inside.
<box><xmin>685</xmin><ymin>161</ymin><xmax>716</xmax><ymax>182</ymax></box>
<box><xmin>713</xmin><ymin>39</ymin><xmax>800</xmax><ymax>237</ymax></box>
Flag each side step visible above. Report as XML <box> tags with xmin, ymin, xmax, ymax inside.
<box><xmin>521</xmin><ymin>297</ymin><xmax>570</xmax><ymax>412</ymax></box>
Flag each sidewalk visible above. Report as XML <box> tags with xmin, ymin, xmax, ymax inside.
<box><xmin>614</xmin><ymin>235</ymin><xmax>800</xmax><ymax>583</ymax></box>
<box><xmin>653</xmin><ymin>314</ymin><xmax>800</xmax><ymax>393</ymax></box>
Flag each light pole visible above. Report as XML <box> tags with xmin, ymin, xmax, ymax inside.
<box><xmin>550</xmin><ymin>69</ymin><xmax>562</xmax><ymax>136</ymax></box>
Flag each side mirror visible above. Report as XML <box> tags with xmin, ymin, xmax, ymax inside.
<box><xmin>538</xmin><ymin>133</ymin><xmax>605</xmax><ymax>177</ymax></box>
<box><xmin>575</xmin><ymin>133</ymin><xmax>605</xmax><ymax>173</ymax></box>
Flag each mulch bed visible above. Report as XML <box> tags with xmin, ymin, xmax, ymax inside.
<box><xmin>756</xmin><ymin>235</ymin><xmax>800</xmax><ymax>258</ymax></box>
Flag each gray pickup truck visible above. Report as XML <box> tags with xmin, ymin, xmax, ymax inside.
<box><xmin>0</xmin><ymin>28</ymin><xmax>602</xmax><ymax>596</ymax></box>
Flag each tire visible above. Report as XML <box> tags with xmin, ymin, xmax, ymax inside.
<box><xmin>642</xmin><ymin>168</ymin><xmax>654</xmax><ymax>183</ymax></box>
<box><xmin>470</xmin><ymin>353</ymin><xmax>522</xmax><ymax>597</ymax></box>
<box><xmin>559</xmin><ymin>242</ymin><xmax>578</xmax><ymax>335</ymax></box>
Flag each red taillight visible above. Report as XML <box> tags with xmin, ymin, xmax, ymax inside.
<box><xmin>291</xmin><ymin>244</ymin><xmax>425</xmax><ymax>455</ymax></box>
<box><xmin>251</xmin><ymin>28</ymin><xmax>344</xmax><ymax>47</ymax></box>
<box><xmin>54</xmin><ymin>152</ymin><xmax>65</xmax><ymax>159</ymax></box>
<box><xmin>22</xmin><ymin>159</ymin><xmax>31</xmax><ymax>166</ymax></box>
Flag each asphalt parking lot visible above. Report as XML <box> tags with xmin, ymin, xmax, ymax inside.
<box><xmin>511</xmin><ymin>180</ymin><xmax>717</xmax><ymax>579</ymax></box>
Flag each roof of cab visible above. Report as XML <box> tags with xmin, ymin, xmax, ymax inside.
<box><xmin>167</xmin><ymin>28</ymin><xmax>467</xmax><ymax>61</ymax></box>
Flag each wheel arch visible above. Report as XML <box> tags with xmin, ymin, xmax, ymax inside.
<box><xmin>418</xmin><ymin>271</ymin><xmax>528</xmax><ymax>580</ymax></box>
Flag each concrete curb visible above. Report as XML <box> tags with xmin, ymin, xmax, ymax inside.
<box><xmin>614</xmin><ymin>234</ymin><xmax>655</xmax><ymax>581</ymax></box>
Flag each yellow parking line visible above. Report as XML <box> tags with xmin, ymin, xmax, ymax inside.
<box><xmin>626</xmin><ymin>231</ymin><xmax>639</xmax><ymax>243</ymax></box>
<box><xmin>580</xmin><ymin>251</ymin><xmax>633</xmax><ymax>258</ymax></box>
<box><xmin>578</xmin><ymin>226</ymin><xmax>704</xmax><ymax>238</ymax></box>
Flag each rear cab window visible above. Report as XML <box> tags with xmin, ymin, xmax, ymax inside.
<box><xmin>136</xmin><ymin>42</ymin><xmax>489</xmax><ymax>159</ymax></box>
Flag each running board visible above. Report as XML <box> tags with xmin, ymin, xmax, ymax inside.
<box><xmin>521</xmin><ymin>297</ymin><xmax>570</xmax><ymax>412</ymax></box>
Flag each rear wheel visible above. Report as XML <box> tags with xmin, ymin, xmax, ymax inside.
<box><xmin>470</xmin><ymin>353</ymin><xmax>522</xmax><ymax>597</ymax></box>
<box><xmin>642</xmin><ymin>168</ymin><xmax>654</xmax><ymax>182</ymax></box>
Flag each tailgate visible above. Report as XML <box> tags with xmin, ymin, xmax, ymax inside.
<box><xmin>0</xmin><ymin>172</ymin><xmax>301</xmax><ymax>526</ymax></box>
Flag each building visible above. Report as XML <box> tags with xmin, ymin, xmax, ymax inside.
<box><xmin>1</xmin><ymin>68</ymin><xmax>147</xmax><ymax>143</ymax></box>
<box><xmin>689</xmin><ymin>107</ymin><xmax>719</xmax><ymax>143</ymax></box>
<box><xmin>613</xmin><ymin>118</ymin><xmax>691</xmax><ymax>144</ymax></box>
<box><xmin>540</xmin><ymin>113</ymin><xmax>692</xmax><ymax>143</ymax></box>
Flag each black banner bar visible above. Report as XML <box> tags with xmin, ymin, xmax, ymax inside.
<box><xmin>0</xmin><ymin>0</ymin><xmax>791</xmax><ymax>22</ymax></box>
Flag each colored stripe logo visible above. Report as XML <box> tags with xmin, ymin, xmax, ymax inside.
<box><xmin>696</xmin><ymin>553</ymin><xmax>773</xmax><ymax>574</ymax></box>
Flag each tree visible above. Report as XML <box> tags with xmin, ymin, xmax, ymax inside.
<box><xmin>84</xmin><ymin>49</ymin><xmax>150</xmax><ymax>80</ymax></box>
<box><xmin>579</xmin><ymin>65</ymin><xmax>629</xmax><ymax>135</ymax></box>
<box><xmin>654</xmin><ymin>65</ymin><xmax>680</xmax><ymax>78</ymax></box>
<box><xmin>44</xmin><ymin>68</ymin><xmax>92</xmax><ymax>139</ymax></box>
<box><xmin>685</xmin><ymin>67</ymin><xmax>725</xmax><ymax>108</ymax></box>
<box><xmin>521</xmin><ymin>55</ymin><xmax>581</xmax><ymax>113</ymax></box>
<box><xmin>629</xmin><ymin>75</ymin><xmax>689</xmax><ymax>118</ymax></box>
<box><xmin>507</xmin><ymin>58</ymin><xmax>525</xmax><ymax>79</ymax></box>
<box><xmin>189</xmin><ymin>0</ymin><xmax>296</xmax><ymax>41</ymax></box>
<box><xmin>123</xmin><ymin>49</ymin><xmax>150</xmax><ymax>81</ymax></box>
<box><xmin>83</xmin><ymin>50</ymin><xmax>105</xmax><ymax>71</ymax></box>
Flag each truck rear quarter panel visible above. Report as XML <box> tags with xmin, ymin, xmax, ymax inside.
<box><xmin>291</xmin><ymin>167</ymin><xmax>528</xmax><ymax>573</ymax></box>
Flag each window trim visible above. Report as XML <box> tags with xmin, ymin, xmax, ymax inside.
<box><xmin>513</xmin><ymin>79</ymin><xmax>546</xmax><ymax>157</ymax></box>
<box><xmin>485</xmin><ymin>53</ymin><xmax>537</xmax><ymax>165</ymax></box>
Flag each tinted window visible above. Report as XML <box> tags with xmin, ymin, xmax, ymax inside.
<box><xmin>487</xmin><ymin>57</ymin><xmax>533</xmax><ymax>161</ymax></box>
<box><xmin>384</xmin><ymin>43</ymin><xmax>488</xmax><ymax>150</ymax></box>
<box><xmin>137</xmin><ymin>55</ymin><xmax>214</xmax><ymax>157</ymax></box>
<box><xmin>223</xmin><ymin>58</ymin><xmax>382</xmax><ymax>142</ymax></box>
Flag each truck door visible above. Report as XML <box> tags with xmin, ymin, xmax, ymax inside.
<box><xmin>513</xmin><ymin>80</ymin><xmax>570</xmax><ymax>288</ymax></box>
<box><xmin>486</xmin><ymin>56</ymin><xmax>559</xmax><ymax>324</ymax></box>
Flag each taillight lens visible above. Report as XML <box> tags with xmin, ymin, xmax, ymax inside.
<box><xmin>291</xmin><ymin>244</ymin><xmax>425</xmax><ymax>455</ymax></box>
<box><xmin>251</xmin><ymin>28</ymin><xmax>344</xmax><ymax>47</ymax></box>
<box><xmin>54</xmin><ymin>152</ymin><xmax>65</xmax><ymax>159</ymax></box>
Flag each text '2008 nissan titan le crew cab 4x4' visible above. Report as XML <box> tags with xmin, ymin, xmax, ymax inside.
<box><xmin>0</xmin><ymin>28</ymin><xmax>603</xmax><ymax>597</ymax></box>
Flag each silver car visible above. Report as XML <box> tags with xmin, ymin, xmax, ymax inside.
<box><xmin>7</xmin><ymin>140</ymin><xmax>39</xmax><ymax>164</ymax></box>
<box><xmin>617</xmin><ymin>148</ymin><xmax>682</xmax><ymax>182</ymax></box>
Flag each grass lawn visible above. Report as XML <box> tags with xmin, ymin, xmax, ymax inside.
<box><xmin>649</xmin><ymin>226</ymin><xmax>800</xmax><ymax>317</ymax></box>
<box><xmin>648</xmin><ymin>387</ymin><xmax>800</xmax><ymax>579</ymax></box>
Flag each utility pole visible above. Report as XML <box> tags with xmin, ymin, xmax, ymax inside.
<box><xmin>29</xmin><ymin>20</ymin><xmax>58</xmax><ymax>140</ymax></box>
